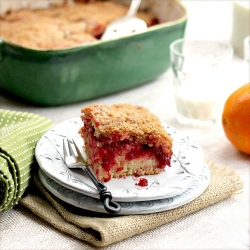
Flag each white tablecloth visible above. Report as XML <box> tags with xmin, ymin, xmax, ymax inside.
<box><xmin>0</xmin><ymin>1</ymin><xmax>249</xmax><ymax>249</ymax></box>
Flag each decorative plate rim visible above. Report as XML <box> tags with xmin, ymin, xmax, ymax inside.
<box><xmin>38</xmin><ymin>162</ymin><xmax>210</xmax><ymax>215</ymax></box>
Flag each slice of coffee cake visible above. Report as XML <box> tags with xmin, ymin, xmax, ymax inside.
<box><xmin>79</xmin><ymin>103</ymin><xmax>173</xmax><ymax>182</ymax></box>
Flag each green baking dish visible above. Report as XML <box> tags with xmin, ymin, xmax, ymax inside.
<box><xmin>0</xmin><ymin>0</ymin><xmax>187</xmax><ymax>106</ymax></box>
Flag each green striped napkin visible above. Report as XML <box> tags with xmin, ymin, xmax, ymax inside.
<box><xmin>0</xmin><ymin>109</ymin><xmax>54</xmax><ymax>212</ymax></box>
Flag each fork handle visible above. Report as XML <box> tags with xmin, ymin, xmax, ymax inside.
<box><xmin>83</xmin><ymin>167</ymin><xmax>121</xmax><ymax>214</ymax></box>
<box><xmin>98</xmin><ymin>183</ymin><xmax>121</xmax><ymax>214</ymax></box>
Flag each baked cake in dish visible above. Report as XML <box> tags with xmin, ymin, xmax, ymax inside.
<box><xmin>0</xmin><ymin>0</ymin><xmax>158</xmax><ymax>50</ymax></box>
<box><xmin>79</xmin><ymin>103</ymin><xmax>173</xmax><ymax>182</ymax></box>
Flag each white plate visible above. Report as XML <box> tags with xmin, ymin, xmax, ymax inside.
<box><xmin>35</xmin><ymin>118</ymin><xmax>205</xmax><ymax>202</ymax></box>
<box><xmin>38</xmin><ymin>162</ymin><xmax>210</xmax><ymax>215</ymax></box>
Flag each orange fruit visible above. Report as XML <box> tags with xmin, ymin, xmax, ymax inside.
<box><xmin>222</xmin><ymin>83</ymin><xmax>250</xmax><ymax>155</ymax></box>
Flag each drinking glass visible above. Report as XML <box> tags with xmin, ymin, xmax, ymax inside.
<box><xmin>244</xmin><ymin>35</ymin><xmax>250</xmax><ymax>62</ymax></box>
<box><xmin>170</xmin><ymin>39</ymin><xmax>233</xmax><ymax>126</ymax></box>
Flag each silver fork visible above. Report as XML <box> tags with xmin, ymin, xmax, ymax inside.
<box><xmin>63</xmin><ymin>138</ymin><xmax>121</xmax><ymax>214</ymax></box>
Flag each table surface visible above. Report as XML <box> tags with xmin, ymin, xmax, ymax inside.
<box><xmin>1</xmin><ymin>1</ymin><xmax>249</xmax><ymax>249</ymax></box>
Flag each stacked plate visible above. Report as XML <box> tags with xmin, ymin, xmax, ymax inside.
<box><xmin>35</xmin><ymin>118</ymin><xmax>210</xmax><ymax>215</ymax></box>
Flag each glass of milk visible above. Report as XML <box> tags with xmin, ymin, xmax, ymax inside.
<box><xmin>231</xmin><ymin>1</ymin><xmax>250</xmax><ymax>57</ymax></box>
<box><xmin>244</xmin><ymin>35</ymin><xmax>250</xmax><ymax>63</ymax></box>
<box><xmin>170</xmin><ymin>39</ymin><xmax>233</xmax><ymax>126</ymax></box>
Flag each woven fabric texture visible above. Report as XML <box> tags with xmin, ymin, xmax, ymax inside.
<box><xmin>19</xmin><ymin>160</ymin><xmax>243</xmax><ymax>247</ymax></box>
<box><xmin>0</xmin><ymin>109</ymin><xmax>54</xmax><ymax>212</ymax></box>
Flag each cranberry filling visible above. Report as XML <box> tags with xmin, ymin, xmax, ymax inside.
<box><xmin>82</xmin><ymin>125</ymin><xmax>172</xmax><ymax>175</ymax></box>
<box><xmin>136</xmin><ymin>178</ymin><xmax>148</xmax><ymax>187</ymax></box>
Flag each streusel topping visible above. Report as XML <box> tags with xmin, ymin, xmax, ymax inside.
<box><xmin>0</xmin><ymin>1</ymin><xmax>157</xmax><ymax>50</ymax></box>
<box><xmin>81</xmin><ymin>103</ymin><xmax>172</xmax><ymax>151</ymax></box>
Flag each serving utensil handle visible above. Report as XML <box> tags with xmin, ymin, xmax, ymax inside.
<box><xmin>126</xmin><ymin>0</ymin><xmax>142</xmax><ymax>17</ymax></box>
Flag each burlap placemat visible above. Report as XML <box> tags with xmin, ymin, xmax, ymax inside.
<box><xmin>19</xmin><ymin>160</ymin><xmax>243</xmax><ymax>248</ymax></box>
